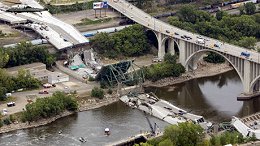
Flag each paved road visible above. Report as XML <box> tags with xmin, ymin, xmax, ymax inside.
<box><xmin>107</xmin><ymin>0</ymin><xmax>260</xmax><ymax>63</ymax></box>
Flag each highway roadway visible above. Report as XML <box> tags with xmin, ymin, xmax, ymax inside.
<box><xmin>107</xmin><ymin>0</ymin><xmax>260</xmax><ymax>63</ymax></box>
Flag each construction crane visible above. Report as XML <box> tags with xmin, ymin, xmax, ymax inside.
<box><xmin>144</xmin><ymin>112</ymin><xmax>158</xmax><ymax>136</ymax></box>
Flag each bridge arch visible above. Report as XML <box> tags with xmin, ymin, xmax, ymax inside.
<box><xmin>185</xmin><ymin>49</ymin><xmax>244</xmax><ymax>85</ymax></box>
<box><xmin>145</xmin><ymin>29</ymin><xmax>158</xmax><ymax>48</ymax></box>
<box><xmin>250</xmin><ymin>76</ymin><xmax>260</xmax><ymax>93</ymax></box>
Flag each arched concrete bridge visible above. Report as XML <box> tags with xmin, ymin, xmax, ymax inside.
<box><xmin>106</xmin><ymin>0</ymin><xmax>260</xmax><ymax>98</ymax></box>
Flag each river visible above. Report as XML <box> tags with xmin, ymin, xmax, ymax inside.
<box><xmin>0</xmin><ymin>70</ymin><xmax>260</xmax><ymax>146</ymax></box>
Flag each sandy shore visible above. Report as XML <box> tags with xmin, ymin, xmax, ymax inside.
<box><xmin>0</xmin><ymin>62</ymin><xmax>232</xmax><ymax>134</ymax></box>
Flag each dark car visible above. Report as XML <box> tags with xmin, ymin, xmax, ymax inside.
<box><xmin>181</xmin><ymin>36</ymin><xmax>185</xmax><ymax>39</ymax></box>
<box><xmin>166</xmin><ymin>30</ymin><xmax>170</xmax><ymax>33</ymax></box>
<box><xmin>39</xmin><ymin>90</ymin><xmax>49</xmax><ymax>94</ymax></box>
<box><xmin>187</xmin><ymin>37</ymin><xmax>192</xmax><ymax>40</ymax></box>
<box><xmin>174</xmin><ymin>32</ymin><xmax>179</xmax><ymax>35</ymax></box>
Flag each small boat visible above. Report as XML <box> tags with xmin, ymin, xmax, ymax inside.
<box><xmin>120</xmin><ymin>92</ymin><xmax>212</xmax><ymax>130</ymax></box>
<box><xmin>104</xmin><ymin>128</ymin><xmax>111</xmax><ymax>136</ymax></box>
<box><xmin>79</xmin><ymin>137</ymin><xmax>87</xmax><ymax>143</ymax></box>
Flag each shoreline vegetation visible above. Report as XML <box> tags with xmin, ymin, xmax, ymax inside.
<box><xmin>0</xmin><ymin>62</ymin><xmax>233</xmax><ymax>134</ymax></box>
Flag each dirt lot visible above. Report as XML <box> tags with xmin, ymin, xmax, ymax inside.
<box><xmin>54</xmin><ymin>9</ymin><xmax>121</xmax><ymax>32</ymax></box>
<box><xmin>0</xmin><ymin>24</ymin><xmax>35</xmax><ymax>46</ymax></box>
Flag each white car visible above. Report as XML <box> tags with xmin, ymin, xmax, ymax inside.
<box><xmin>2</xmin><ymin>109</ymin><xmax>7</xmax><ymax>115</ymax></box>
<box><xmin>152</xmin><ymin>58</ymin><xmax>162</xmax><ymax>62</ymax></box>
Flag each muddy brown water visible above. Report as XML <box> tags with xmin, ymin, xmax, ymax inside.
<box><xmin>0</xmin><ymin>70</ymin><xmax>259</xmax><ymax>146</ymax></box>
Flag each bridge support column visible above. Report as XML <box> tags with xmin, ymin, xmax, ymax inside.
<box><xmin>157</xmin><ymin>33</ymin><xmax>165</xmax><ymax>59</ymax></box>
<box><xmin>168</xmin><ymin>39</ymin><xmax>175</xmax><ymax>55</ymax></box>
<box><xmin>243</xmin><ymin>60</ymin><xmax>252</xmax><ymax>94</ymax></box>
<box><xmin>179</xmin><ymin>40</ymin><xmax>186</xmax><ymax>66</ymax></box>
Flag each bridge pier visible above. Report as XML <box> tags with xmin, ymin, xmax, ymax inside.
<box><xmin>243</xmin><ymin>60</ymin><xmax>252</xmax><ymax>94</ymax></box>
<box><xmin>157</xmin><ymin>32</ymin><xmax>165</xmax><ymax>59</ymax></box>
<box><xmin>179</xmin><ymin>40</ymin><xmax>186</xmax><ymax>66</ymax></box>
<box><xmin>168</xmin><ymin>39</ymin><xmax>175</xmax><ymax>55</ymax></box>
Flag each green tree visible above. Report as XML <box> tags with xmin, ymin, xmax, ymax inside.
<box><xmin>91</xmin><ymin>87</ymin><xmax>104</xmax><ymax>99</ymax></box>
<box><xmin>162</xmin><ymin>122</ymin><xmax>204</xmax><ymax>146</ymax></box>
<box><xmin>0</xmin><ymin>49</ymin><xmax>9</xmax><ymax>68</ymax></box>
<box><xmin>158</xmin><ymin>138</ymin><xmax>174</xmax><ymax>146</ymax></box>
<box><xmin>0</xmin><ymin>86</ymin><xmax>7</xmax><ymax>100</ymax></box>
<box><xmin>177</xmin><ymin>5</ymin><xmax>197</xmax><ymax>24</ymax></box>
<box><xmin>236</xmin><ymin>36</ymin><xmax>257</xmax><ymax>50</ymax></box>
<box><xmin>22</xmin><ymin>91</ymin><xmax>78</xmax><ymax>122</ymax></box>
<box><xmin>244</xmin><ymin>2</ymin><xmax>256</xmax><ymax>15</ymax></box>
<box><xmin>216</xmin><ymin>11</ymin><xmax>226</xmax><ymax>21</ymax></box>
<box><xmin>239</xmin><ymin>6</ymin><xmax>245</xmax><ymax>15</ymax></box>
<box><xmin>91</xmin><ymin>24</ymin><xmax>150</xmax><ymax>58</ymax></box>
<box><xmin>164</xmin><ymin>53</ymin><xmax>177</xmax><ymax>64</ymax></box>
<box><xmin>203</xmin><ymin>52</ymin><xmax>225</xmax><ymax>64</ymax></box>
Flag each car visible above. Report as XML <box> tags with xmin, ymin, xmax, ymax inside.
<box><xmin>2</xmin><ymin>109</ymin><xmax>7</xmax><ymax>115</ymax></box>
<box><xmin>52</xmin><ymin>84</ymin><xmax>56</xmax><ymax>87</ymax></box>
<box><xmin>130</xmin><ymin>16</ymin><xmax>134</xmax><ymax>18</ymax></box>
<box><xmin>43</xmin><ymin>83</ymin><xmax>52</xmax><ymax>88</ymax></box>
<box><xmin>7</xmin><ymin>102</ymin><xmax>15</xmax><ymax>107</ymax></box>
<box><xmin>174</xmin><ymin>32</ymin><xmax>179</xmax><ymax>35</ymax></box>
<box><xmin>197</xmin><ymin>35</ymin><xmax>203</xmax><ymax>39</ymax></box>
<box><xmin>152</xmin><ymin>57</ymin><xmax>162</xmax><ymax>62</ymax></box>
<box><xmin>187</xmin><ymin>37</ymin><xmax>192</xmax><ymax>40</ymax></box>
<box><xmin>240</xmin><ymin>52</ymin><xmax>250</xmax><ymax>58</ymax></box>
<box><xmin>39</xmin><ymin>90</ymin><xmax>49</xmax><ymax>94</ymax></box>
<box><xmin>181</xmin><ymin>36</ymin><xmax>185</xmax><ymax>39</ymax></box>
<box><xmin>5</xmin><ymin>93</ymin><xmax>12</xmax><ymax>97</ymax></box>
<box><xmin>214</xmin><ymin>44</ymin><xmax>220</xmax><ymax>48</ymax></box>
<box><xmin>166</xmin><ymin>30</ymin><xmax>170</xmax><ymax>33</ymax></box>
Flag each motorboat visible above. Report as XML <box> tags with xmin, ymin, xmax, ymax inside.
<box><xmin>104</xmin><ymin>128</ymin><xmax>111</xmax><ymax>136</ymax></box>
<box><xmin>79</xmin><ymin>137</ymin><xmax>87</xmax><ymax>143</ymax></box>
<box><xmin>120</xmin><ymin>92</ymin><xmax>212</xmax><ymax>130</ymax></box>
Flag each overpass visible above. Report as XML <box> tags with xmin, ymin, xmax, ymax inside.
<box><xmin>107</xmin><ymin>0</ymin><xmax>260</xmax><ymax>98</ymax></box>
<box><xmin>0</xmin><ymin>0</ymin><xmax>88</xmax><ymax>50</ymax></box>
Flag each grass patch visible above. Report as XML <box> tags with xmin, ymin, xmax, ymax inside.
<box><xmin>76</xmin><ymin>18</ymin><xmax>112</xmax><ymax>26</ymax></box>
<box><xmin>0</xmin><ymin>96</ymin><xmax>17</xmax><ymax>104</ymax></box>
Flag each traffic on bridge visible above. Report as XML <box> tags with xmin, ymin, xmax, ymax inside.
<box><xmin>107</xmin><ymin>0</ymin><xmax>260</xmax><ymax>64</ymax></box>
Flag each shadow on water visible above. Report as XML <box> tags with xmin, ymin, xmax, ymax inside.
<box><xmin>145</xmin><ymin>70</ymin><xmax>260</xmax><ymax>123</ymax></box>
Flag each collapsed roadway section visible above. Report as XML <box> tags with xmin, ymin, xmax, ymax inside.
<box><xmin>0</xmin><ymin>0</ymin><xmax>88</xmax><ymax>50</ymax></box>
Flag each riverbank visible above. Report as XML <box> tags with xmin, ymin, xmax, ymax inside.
<box><xmin>0</xmin><ymin>62</ymin><xmax>232</xmax><ymax>134</ymax></box>
<box><xmin>144</xmin><ymin>61</ymin><xmax>233</xmax><ymax>88</ymax></box>
<box><xmin>0</xmin><ymin>95</ymin><xmax>119</xmax><ymax>134</ymax></box>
